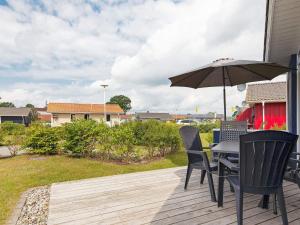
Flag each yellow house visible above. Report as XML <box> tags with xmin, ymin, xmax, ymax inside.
<box><xmin>47</xmin><ymin>102</ymin><xmax>124</xmax><ymax>127</ymax></box>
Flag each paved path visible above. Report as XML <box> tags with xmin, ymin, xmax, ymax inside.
<box><xmin>0</xmin><ymin>146</ymin><xmax>11</xmax><ymax>158</ymax></box>
<box><xmin>48</xmin><ymin>167</ymin><xmax>300</xmax><ymax>225</ymax></box>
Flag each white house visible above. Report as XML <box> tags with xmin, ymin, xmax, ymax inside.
<box><xmin>47</xmin><ymin>102</ymin><xmax>124</xmax><ymax>127</ymax></box>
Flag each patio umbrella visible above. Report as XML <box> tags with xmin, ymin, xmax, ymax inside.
<box><xmin>168</xmin><ymin>58</ymin><xmax>289</xmax><ymax>120</ymax></box>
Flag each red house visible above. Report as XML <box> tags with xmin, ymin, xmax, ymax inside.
<box><xmin>236</xmin><ymin>82</ymin><xmax>286</xmax><ymax>130</ymax></box>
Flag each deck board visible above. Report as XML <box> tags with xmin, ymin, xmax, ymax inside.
<box><xmin>47</xmin><ymin>167</ymin><xmax>300</xmax><ymax>225</ymax></box>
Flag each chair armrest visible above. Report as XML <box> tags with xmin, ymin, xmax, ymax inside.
<box><xmin>209</xmin><ymin>143</ymin><xmax>217</xmax><ymax>148</ymax></box>
<box><xmin>227</xmin><ymin>157</ymin><xmax>239</xmax><ymax>163</ymax></box>
<box><xmin>290</xmin><ymin>158</ymin><xmax>300</xmax><ymax>162</ymax></box>
<box><xmin>291</xmin><ymin>152</ymin><xmax>300</xmax><ymax>156</ymax></box>
<box><xmin>219</xmin><ymin>158</ymin><xmax>239</xmax><ymax>171</ymax></box>
<box><xmin>186</xmin><ymin>150</ymin><xmax>206</xmax><ymax>156</ymax></box>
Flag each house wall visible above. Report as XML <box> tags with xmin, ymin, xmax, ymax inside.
<box><xmin>236</xmin><ymin>102</ymin><xmax>286</xmax><ymax>129</ymax></box>
<box><xmin>51</xmin><ymin>113</ymin><xmax>71</xmax><ymax>127</ymax></box>
<box><xmin>89</xmin><ymin>114</ymin><xmax>104</xmax><ymax>122</ymax></box>
<box><xmin>0</xmin><ymin>116</ymin><xmax>31</xmax><ymax>126</ymax></box>
<box><xmin>51</xmin><ymin>113</ymin><xmax>121</xmax><ymax>126</ymax></box>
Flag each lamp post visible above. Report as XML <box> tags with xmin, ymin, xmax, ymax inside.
<box><xmin>101</xmin><ymin>84</ymin><xmax>108</xmax><ymax>122</ymax></box>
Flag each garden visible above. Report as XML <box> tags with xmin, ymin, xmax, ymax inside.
<box><xmin>0</xmin><ymin>119</ymin><xmax>217</xmax><ymax>224</ymax></box>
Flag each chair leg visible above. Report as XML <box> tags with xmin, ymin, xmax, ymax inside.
<box><xmin>184</xmin><ymin>164</ymin><xmax>193</xmax><ymax>190</ymax></box>
<box><xmin>273</xmin><ymin>194</ymin><xmax>278</xmax><ymax>215</ymax></box>
<box><xmin>235</xmin><ymin>191</ymin><xmax>244</xmax><ymax>225</ymax></box>
<box><xmin>218</xmin><ymin>163</ymin><xmax>225</xmax><ymax>207</ymax></box>
<box><xmin>207</xmin><ymin>172</ymin><xmax>217</xmax><ymax>202</ymax></box>
<box><xmin>277</xmin><ymin>186</ymin><xmax>288</xmax><ymax>225</ymax></box>
<box><xmin>200</xmin><ymin>170</ymin><xmax>206</xmax><ymax>184</ymax></box>
<box><xmin>230</xmin><ymin>183</ymin><xmax>234</xmax><ymax>192</ymax></box>
<box><xmin>258</xmin><ymin>195</ymin><xmax>270</xmax><ymax>209</ymax></box>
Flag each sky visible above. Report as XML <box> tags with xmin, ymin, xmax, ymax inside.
<box><xmin>0</xmin><ymin>0</ymin><xmax>285</xmax><ymax>114</ymax></box>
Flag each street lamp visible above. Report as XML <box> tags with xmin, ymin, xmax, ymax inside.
<box><xmin>100</xmin><ymin>84</ymin><xmax>108</xmax><ymax>122</ymax></box>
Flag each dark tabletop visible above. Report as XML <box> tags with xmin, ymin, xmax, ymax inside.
<box><xmin>211</xmin><ymin>141</ymin><xmax>239</xmax><ymax>154</ymax></box>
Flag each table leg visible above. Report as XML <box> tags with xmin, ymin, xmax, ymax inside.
<box><xmin>218</xmin><ymin>154</ymin><xmax>225</xmax><ymax>207</ymax></box>
<box><xmin>258</xmin><ymin>195</ymin><xmax>270</xmax><ymax>209</ymax></box>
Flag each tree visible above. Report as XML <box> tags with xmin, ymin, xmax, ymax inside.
<box><xmin>25</xmin><ymin>103</ymin><xmax>35</xmax><ymax>108</ymax></box>
<box><xmin>0</xmin><ymin>102</ymin><xmax>15</xmax><ymax>107</ymax></box>
<box><xmin>25</xmin><ymin>104</ymin><xmax>38</xmax><ymax>121</ymax></box>
<box><xmin>107</xmin><ymin>95</ymin><xmax>132</xmax><ymax>113</ymax></box>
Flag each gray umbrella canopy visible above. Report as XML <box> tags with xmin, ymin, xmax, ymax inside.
<box><xmin>169</xmin><ymin>58</ymin><xmax>289</xmax><ymax>119</ymax></box>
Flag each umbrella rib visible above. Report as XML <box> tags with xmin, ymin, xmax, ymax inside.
<box><xmin>225</xmin><ymin>67</ymin><xmax>233</xmax><ymax>86</ymax></box>
<box><xmin>195</xmin><ymin>67</ymin><xmax>215</xmax><ymax>88</ymax></box>
<box><xmin>170</xmin><ymin>72</ymin><xmax>201</xmax><ymax>86</ymax></box>
<box><xmin>234</xmin><ymin>65</ymin><xmax>272</xmax><ymax>81</ymax></box>
<box><xmin>170</xmin><ymin>67</ymin><xmax>213</xmax><ymax>88</ymax></box>
<box><xmin>262</xmin><ymin>63</ymin><xmax>291</xmax><ymax>70</ymax></box>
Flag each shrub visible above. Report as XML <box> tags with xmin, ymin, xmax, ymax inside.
<box><xmin>0</xmin><ymin>122</ymin><xmax>26</xmax><ymax>156</ymax></box>
<box><xmin>111</xmin><ymin>125</ymin><xmax>135</xmax><ymax>161</ymax></box>
<box><xmin>63</xmin><ymin>119</ymin><xmax>99</xmax><ymax>157</ymax></box>
<box><xmin>129</xmin><ymin>120</ymin><xmax>181</xmax><ymax>158</ymax></box>
<box><xmin>95</xmin><ymin>123</ymin><xmax>113</xmax><ymax>159</ymax></box>
<box><xmin>270</xmin><ymin>123</ymin><xmax>287</xmax><ymax>131</ymax></box>
<box><xmin>1</xmin><ymin>121</ymin><xmax>25</xmax><ymax>135</ymax></box>
<box><xmin>5</xmin><ymin>135</ymin><xmax>25</xmax><ymax>156</ymax></box>
<box><xmin>24</xmin><ymin>127</ymin><xmax>59</xmax><ymax>154</ymax></box>
<box><xmin>0</xmin><ymin>131</ymin><xmax>4</xmax><ymax>146</ymax></box>
<box><xmin>196</xmin><ymin>120</ymin><xmax>220</xmax><ymax>133</ymax></box>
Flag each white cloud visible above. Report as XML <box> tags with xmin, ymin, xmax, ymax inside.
<box><xmin>0</xmin><ymin>0</ymin><xmax>273</xmax><ymax>114</ymax></box>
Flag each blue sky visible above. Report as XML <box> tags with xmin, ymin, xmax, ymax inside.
<box><xmin>0</xmin><ymin>0</ymin><xmax>283</xmax><ymax>113</ymax></box>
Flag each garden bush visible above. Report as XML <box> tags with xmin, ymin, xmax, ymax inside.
<box><xmin>95</xmin><ymin>123</ymin><xmax>113</xmax><ymax>159</ymax></box>
<box><xmin>0</xmin><ymin>121</ymin><xmax>25</xmax><ymax>135</ymax></box>
<box><xmin>13</xmin><ymin>119</ymin><xmax>183</xmax><ymax>162</ymax></box>
<box><xmin>196</xmin><ymin>120</ymin><xmax>220</xmax><ymax>133</ymax></box>
<box><xmin>63</xmin><ymin>119</ymin><xmax>99</xmax><ymax>157</ymax></box>
<box><xmin>0</xmin><ymin>122</ymin><xmax>26</xmax><ymax>156</ymax></box>
<box><xmin>270</xmin><ymin>123</ymin><xmax>286</xmax><ymax>130</ymax></box>
<box><xmin>111</xmin><ymin>125</ymin><xmax>135</xmax><ymax>161</ymax></box>
<box><xmin>24</xmin><ymin>126</ymin><xmax>59</xmax><ymax>154</ymax></box>
<box><xmin>128</xmin><ymin>120</ymin><xmax>181</xmax><ymax>158</ymax></box>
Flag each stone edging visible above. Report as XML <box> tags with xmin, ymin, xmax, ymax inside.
<box><xmin>6</xmin><ymin>188</ymin><xmax>33</xmax><ymax>225</ymax></box>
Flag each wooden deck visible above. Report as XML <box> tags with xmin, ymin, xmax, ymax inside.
<box><xmin>47</xmin><ymin>167</ymin><xmax>300</xmax><ymax>225</ymax></box>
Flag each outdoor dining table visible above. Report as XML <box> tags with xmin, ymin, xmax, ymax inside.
<box><xmin>211</xmin><ymin>141</ymin><xmax>270</xmax><ymax>209</ymax></box>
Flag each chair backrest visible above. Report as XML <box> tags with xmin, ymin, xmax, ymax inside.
<box><xmin>239</xmin><ymin>131</ymin><xmax>298</xmax><ymax>193</ymax></box>
<box><xmin>179</xmin><ymin>126</ymin><xmax>204</xmax><ymax>164</ymax></box>
<box><xmin>220</xmin><ymin>121</ymin><xmax>247</xmax><ymax>142</ymax></box>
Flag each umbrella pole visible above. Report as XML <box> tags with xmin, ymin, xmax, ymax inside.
<box><xmin>222</xmin><ymin>67</ymin><xmax>227</xmax><ymax>121</ymax></box>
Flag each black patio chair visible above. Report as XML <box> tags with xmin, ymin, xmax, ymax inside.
<box><xmin>272</xmin><ymin>152</ymin><xmax>300</xmax><ymax>214</ymax></box>
<box><xmin>179</xmin><ymin>126</ymin><xmax>217</xmax><ymax>202</ymax></box>
<box><xmin>219</xmin><ymin>120</ymin><xmax>247</xmax><ymax>161</ymax></box>
<box><xmin>284</xmin><ymin>152</ymin><xmax>300</xmax><ymax>187</ymax></box>
<box><xmin>218</xmin><ymin>130</ymin><xmax>298</xmax><ymax>225</ymax></box>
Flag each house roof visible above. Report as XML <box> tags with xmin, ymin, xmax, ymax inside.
<box><xmin>35</xmin><ymin>107</ymin><xmax>47</xmax><ymax>112</ymax></box>
<box><xmin>188</xmin><ymin>113</ymin><xmax>224</xmax><ymax>120</ymax></box>
<box><xmin>0</xmin><ymin>107</ymin><xmax>32</xmax><ymax>117</ymax></box>
<box><xmin>246</xmin><ymin>82</ymin><xmax>287</xmax><ymax>103</ymax></box>
<box><xmin>135</xmin><ymin>112</ymin><xmax>172</xmax><ymax>121</ymax></box>
<box><xmin>47</xmin><ymin>103</ymin><xmax>124</xmax><ymax>114</ymax></box>
<box><xmin>171</xmin><ymin>114</ymin><xmax>188</xmax><ymax>120</ymax></box>
<box><xmin>264</xmin><ymin>0</ymin><xmax>300</xmax><ymax>65</ymax></box>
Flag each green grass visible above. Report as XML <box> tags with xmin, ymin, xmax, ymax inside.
<box><xmin>0</xmin><ymin>153</ymin><xmax>187</xmax><ymax>224</ymax></box>
<box><xmin>0</xmin><ymin>133</ymin><xmax>210</xmax><ymax>225</ymax></box>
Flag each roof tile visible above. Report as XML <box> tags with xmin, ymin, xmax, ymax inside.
<box><xmin>246</xmin><ymin>82</ymin><xmax>286</xmax><ymax>103</ymax></box>
<box><xmin>47</xmin><ymin>103</ymin><xmax>124</xmax><ymax>114</ymax></box>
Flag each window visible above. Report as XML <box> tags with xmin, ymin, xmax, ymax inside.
<box><xmin>71</xmin><ymin>114</ymin><xmax>76</xmax><ymax>121</ymax></box>
<box><xmin>84</xmin><ymin>114</ymin><xmax>89</xmax><ymax>120</ymax></box>
<box><xmin>106</xmin><ymin>114</ymin><xmax>111</xmax><ymax>122</ymax></box>
<box><xmin>52</xmin><ymin>114</ymin><xmax>58</xmax><ymax>121</ymax></box>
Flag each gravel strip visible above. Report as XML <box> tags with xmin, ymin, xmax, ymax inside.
<box><xmin>16</xmin><ymin>186</ymin><xmax>50</xmax><ymax>225</ymax></box>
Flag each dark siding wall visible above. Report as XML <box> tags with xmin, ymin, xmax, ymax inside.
<box><xmin>0</xmin><ymin>116</ymin><xmax>31</xmax><ymax>126</ymax></box>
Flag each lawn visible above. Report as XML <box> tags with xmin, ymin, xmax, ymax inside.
<box><xmin>0</xmin><ymin>133</ymin><xmax>209</xmax><ymax>225</ymax></box>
